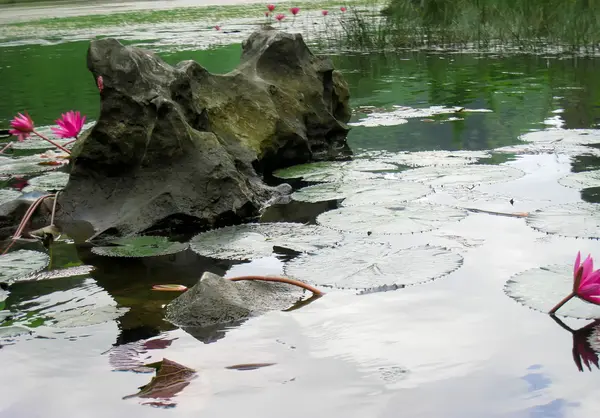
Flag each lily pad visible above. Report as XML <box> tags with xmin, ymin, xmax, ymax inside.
<box><xmin>0</xmin><ymin>250</ymin><xmax>50</xmax><ymax>285</ymax></box>
<box><xmin>285</xmin><ymin>242</ymin><xmax>463</xmax><ymax>290</ymax></box>
<box><xmin>0</xmin><ymin>189</ymin><xmax>21</xmax><ymax>206</ymax></box>
<box><xmin>349</xmin><ymin>105</ymin><xmax>491</xmax><ymax>127</ymax></box>
<box><xmin>495</xmin><ymin>129</ymin><xmax>600</xmax><ymax>156</ymax></box>
<box><xmin>22</xmin><ymin>172</ymin><xmax>69</xmax><ymax>193</ymax></box>
<box><xmin>189</xmin><ymin>222</ymin><xmax>343</xmax><ymax>260</ymax></box>
<box><xmin>22</xmin><ymin>265</ymin><xmax>94</xmax><ymax>282</ymax></box>
<box><xmin>558</xmin><ymin>170</ymin><xmax>600</xmax><ymax>190</ymax></box>
<box><xmin>340</xmin><ymin>181</ymin><xmax>433</xmax><ymax>207</ymax></box>
<box><xmin>383</xmin><ymin>150</ymin><xmax>492</xmax><ymax>167</ymax></box>
<box><xmin>0</xmin><ymin>156</ymin><xmax>65</xmax><ymax>175</ymax></box>
<box><xmin>316</xmin><ymin>203</ymin><xmax>468</xmax><ymax>235</ymax></box>
<box><xmin>292</xmin><ymin>179</ymin><xmax>431</xmax><ymax>204</ymax></box>
<box><xmin>272</xmin><ymin>159</ymin><xmax>397</xmax><ymax>183</ymax></box>
<box><xmin>526</xmin><ymin>203</ymin><xmax>600</xmax><ymax>239</ymax></box>
<box><xmin>398</xmin><ymin>164</ymin><xmax>524</xmax><ymax>188</ymax></box>
<box><xmin>48</xmin><ymin>304</ymin><xmax>129</xmax><ymax>328</ymax></box>
<box><xmin>504</xmin><ymin>264</ymin><xmax>600</xmax><ymax>319</ymax></box>
<box><xmin>108</xmin><ymin>335</ymin><xmax>176</xmax><ymax>373</ymax></box>
<box><xmin>91</xmin><ymin>236</ymin><xmax>189</xmax><ymax>258</ymax></box>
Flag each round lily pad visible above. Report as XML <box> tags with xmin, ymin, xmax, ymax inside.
<box><xmin>0</xmin><ymin>156</ymin><xmax>65</xmax><ymax>175</ymax></box>
<box><xmin>189</xmin><ymin>222</ymin><xmax>343</xmax><ymax>260</ymax></box>
<box><xmin>504</xmin><ymin>264</ymin><xmax>600</xmax><ymax>319</ymax></box>
<box><xmin>349</xmin><ymin>106</ymin><xmax>491</xmax><ymax>127</ymax></box>
<box><xmin>22</xmin><ymin>265</ymin><xmax>95</xmax><ymax>282</ymax></box>
<box><xmin>48</xmin><ymin>304</ymin><xmax>129</xmax><ymax>328</ymax></box>
<box><xmin>526</xmin><ymin>202</ymin><xmax>600</xmax><ymax>239</ymax></box>
<box><xmin>91</xmin><ymin>236</ymin><xmax>189</xmax><ymax>258</ymax></box>
<box><xmin>292</xmin><ymin>179</ymin><xmax>430</xmax><ymax>204</ymax></box>
<box><xmin>316</xmin><ymin>203</ymin><xmax>468</xmax><ymax>235</ymax></box>
<box><xmin>284</xmin><ymin>242</ymin><xmax>463</xmax><ymax>290</ymax></box>
<box><xmin>0</xmin><ymin>189</ymin><xmax>21</xmax><ymax>206</ymax></box>
<box><xmin>384</xmin><ymin>150</ymin><xmax>492</xmax><ymax>167</ymax></box>
<box><xmin>519</xmin><ymin>128</ymin><xmax>600</xmax><ymax>145</ymax></box>
<box><xmin>341</xmin><ymin>181</ymin><xmax>433</xmax><ymax>207</ymax></box>
<box><xmin>558</xmin><ymin>170</ymin><xmax>600</xmax><ymax>190</ymax></box>
<box><xmin>0</xmin><ymin>250</ymin><xmax>50</xmax><ymax>285</ymax></box>
<box><xmin>398</xmin><ymin>164</ymin><xmax>524</xmax><ymax>188</ymax></box>
<box><xmin>22</xmin><ymin>172</ymin><xmax>69</xmax><ymax>193</ymax></box>
<box><xmin>273</xmin><ymin>159</ymin><xmax>397</xmax><ymax>183</ymax></box>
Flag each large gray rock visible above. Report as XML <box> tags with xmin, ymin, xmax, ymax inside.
<box><xmin>57</xmin><ymin>28</ymin><xmax>351</xmax><ymax>238</ymax></box>
<box><xmin>165</xmin><ymin>272</ymin><xmax>307</xmax><ymax>343</ymax></box>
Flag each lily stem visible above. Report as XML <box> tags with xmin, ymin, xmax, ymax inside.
<box><xmin>549</xmin><ymin>292</ymin><xmax>575</xmax><ymax>315</ymax></box>
<box><xmin>0</xmin><ymin>142</ymin><xmax>13</xmax><ymax>154</ymax></box>
<box><xmin>228</xmin><ymin>275</ymin><xmax>324</xmax><ymax>296</ymax></box>
<box><xmin>32</xmin><ymin>130</ymin><xmax>71</xmax><ymax>155</ymax></box>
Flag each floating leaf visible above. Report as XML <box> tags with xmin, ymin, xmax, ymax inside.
<box><xmin>108</xmin><ymin>335</ymin><xmax>177</xmax><ymax>373</ymax></box>
<box><xmin>292</xmin><ymin>179</ymin><xmax>430</xmax><ymax>204</ymax></box>
<box><xmin>504</xmin><ymin>264</ymin><xmax>600</xmax><ymax>319</ymax></box>
<box><xmin>398</xmin><ymin>164</ymin><xmax>524</xmax><ymax>188</ymax></box>
<box><xmin>22</xmin><ymin>172</ymin><xmax>69</xmax><ymax>193</ymax></box>
<box><xmin>316</xmin><ymin>203</ymin><xmax>467</xmax><ymax>235</ymax></box>
<box><xmin>0</xmin><ymin>156</ymin><xmax>65</xmax><ymax>175</ymax></box>
<box><xmin>285</xmin><ymin>243</ymin><xmax>463</xmax><ymax>290</ymax></box>
<box><xmin>349</xmin><ymin>105</ymin><xmax>491</xmax><ymax>127</ymax></box>
<box><xmin>0</xmin><ymin>250</ymin><xmax>50</xmax><ymax>285</ymax></box>
<box><xmin>91</xmin><ymin>236</ymin><xmax>189</xmax><ymax>258</ymax></box>
<box><xmin>21</xmin><ymin>265</ymin><xmax>94</xmax><ymax>282</ymax></box>
<box><xmin>383</xmin><ymin>150</ymin><xmax>492</xmax><ymax>167</ymax></box>
<box><xmin>526</xmin><ymin>203</ymin><xmax>600</xmax><ymax>239</ymax></box>
<box><xmin>272</xmin><ymin>159</ymin><xmax>397</xmax><ymax>183</ymax></box>
<box><xmin>341</xmin><ymin>182</ymin><xmax>432</xmax><ymax>207</ymax></box>
<box><xmin>189</xmin><ymin>222</ymin><xmax>343</xmax><ymax>260</ymax></box>
<box><xmin>48</xmin><ymin>304</ymin><xmax>128</xmax><ymax>328</ymax></box>
<box><xmin>123</xmin><ymin>358</ymin><xmax>196</xmax><ymax>406</ymax></box>
<box><xmin>0</xmin><ymin>189</ymin><xmax>21</xmax><ymax>206</ymax></box>
<box><xmin>10</xmin><ymin>122</ymin><xmax>95</xmax><ymax>150</ymax></box>
<box><xmin>495</xmin><ymin>129</ymin><xmax>600</xmax><ymax>156</ymax></box>
<box><xmin>558</xmin><ymin>170</ymin><xmax>600</xmax><ymax>190</ymax></box>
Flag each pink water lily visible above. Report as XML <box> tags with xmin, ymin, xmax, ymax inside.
<box><xmin>267</xmin><ymin>3</ymin><xmax>275</xmax><ymax>12</ymax></box>
<box><xmin>290</xmin><ymin>6</ymin><xmax>299</xmax><ymax>15</ymax></box>
<box><xmin>550</xmin><ymin>251</ymin><xmax>600</xmax><ymax>314</ymax></box>
<box><xmin>275</xmin><ymin>13</ymin><xmax>285</xmax><ymax>21</ymax></box>
<box><xmin>340</xmin><ymin>6</ymin><xmax>347</xmax><ymax>12</ymax></box>
<box><xmin>9</xmin><ymin>112</ymin><xmax>34</xmax><ymax>141</ymax></box>
<box><xmin>51</xmin><ymin>110</ymin><xmax>86</xmax><ymax>139</ymax></box>
<box><xmin>322</xmin><ymin>9</ymin><xmax>329</xmax><ymax>16</ymax></box>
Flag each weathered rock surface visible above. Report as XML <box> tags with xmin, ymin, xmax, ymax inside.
<box><xmin>165</xmin><ymin>272</ymin><xmax>306</xmax><ymax>343</ymax></box>
<box><xmin>57</xmin><ymin>28</ymin><xmax>351</xmax><ymax>238</ymax></box>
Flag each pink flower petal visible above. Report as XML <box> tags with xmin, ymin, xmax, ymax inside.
<box><xmin>575</xmin><ymin>251</ymin><xmax>582</xmax><ymax>277</ymax></box>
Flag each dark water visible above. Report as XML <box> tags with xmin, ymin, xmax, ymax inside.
<box><xmin>2</xmin><ymin>39</ymin><xmax>600</xmax><ymax>418</ymax></box>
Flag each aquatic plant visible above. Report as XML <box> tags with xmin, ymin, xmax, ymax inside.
<box><xmin>152</xmin><ymin>284</ymin><xmax>188</xmax><ymax>292</ymax></box>
<box><xmin>549</xmin><ymin>252</ymin><xmax>600</xmax><ymax>315</ymax></box>
<box><xmin>322</xmin><ymin>9</ymin><xmax>329</xmax><ymax>16</ymax></box>
<box><xmin>340</xmin><ymin>6</ymin><xmax>347</xmax><ymax>12</ymax></box>
<box><xmin>91</xmin><ymin>236</ymin><xmax>189</xmax><ymax>258</ymax></box>
<box><xmin>7</xmin><ymin>112</ymin><xmax>82</xmax><ymax>154</ymax></box>
<box><xmin>267</xmin><ymin>3</ymin><xmax>276</xmax><ymax>12</ymax></box>
<box><xmin>96</xmin><ymin>75</ymin><xmax>104</xmax><ymax>92</ymax></box>
<box><xmin>551</xmin><ymin>316</ymin><xmax>600</xmax><ymax>373</ymax></box>
<box><xmin>0</xmin><ymin>249</ymin><xmax>50</xmax><ymax>285</ymax></box>
<box><xmin>290</xmin><ymin>6</ymin><xmax>300</xmax><ymax>15</ymax></box>
<box><xmin>526</xmin><ymin>202</ymin><xmax>600</xmax><ymax>239</ymax></box>
<box><xmin>275</xmin><ymin>13</ymin><xmax>286</xmax><ymax>24</ymax></box>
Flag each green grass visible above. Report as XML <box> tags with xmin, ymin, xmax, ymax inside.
<box><xmin>323</xmin><ymin>0</ymin><xmax>600</xmax><ymax>53</ymax></box>
<box><xmin>2</xmin><ymin>0</ymin><xmax>381</xmax><ymax>30</ymax></box>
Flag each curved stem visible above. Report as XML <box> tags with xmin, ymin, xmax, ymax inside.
<box><xmin>32</xmin><ymin>130</ymin><xmax>71</xmax><ymax>155</ymax></box>
<box><xmin>549</xmin><ymin>292</ymin><xmax>575</xmax><ymax>315</ymax></box>
<box><xmin>0</xmin><ymin>142</ymin><xmax>13</xmax><ymax>154</ymax></box>
<box><xmin>228</xmin><ymin>275</ymin><xmax>324</xmax><ymax>296</ymax></box>
<box><xmin>2</xmin><ymin>194</ymin><xmax>53</xmax><ymax>255</ymax></box>
<box><xmin>50</xmin><ymin>191</ymin><xmax>60</xmax><ymax>226</ymax></box>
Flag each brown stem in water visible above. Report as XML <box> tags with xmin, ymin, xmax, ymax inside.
<box><xmin>0</xmin><ymin>142</ymin><xmax>13</xmax><ymax>154</ymax></box>
<box><xmin>549</xmin><ymin>292</ymin><xmax>575</xmax><ymax>315</ymax></box>
<box><xmin>228</xmin><ymin>275</ymin><xmax>324</xmax><ymax>296</ymax></box>
<box><xmin>32</xmin><ymin>130</ymin><xmax>71</xmax><ymax>155</ymax></box>
<box><xmin>2</xmin><ymin>194</ymin><xmax>54</xmax><ymax>255</ymax></box>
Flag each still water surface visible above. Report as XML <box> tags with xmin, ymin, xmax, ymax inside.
<box><xmin>1</xmin><ymin>34</ymin><xmax>600</xmax><ymax>418</ymax></box>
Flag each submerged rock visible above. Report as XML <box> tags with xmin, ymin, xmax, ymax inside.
<box><xmin>165</xmin><ymin>272</ymin><xmax>305</xmax><ymax>342</ymax></box>
<box><xmin>58</xmin><ymin>28</ymin><xmax>351</xmax><ymax>237</ymax></box>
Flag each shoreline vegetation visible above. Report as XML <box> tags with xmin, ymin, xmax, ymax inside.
<box><xmin>1</xmin><ymin>0</ymin><xmax>599</xmax><ymax>54</ymax></box>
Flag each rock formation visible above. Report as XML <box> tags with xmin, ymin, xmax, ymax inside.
<box><xmin>57</xmin><ymin>28</ymin><xmax>351</xmax><ymax>238</ymax></box>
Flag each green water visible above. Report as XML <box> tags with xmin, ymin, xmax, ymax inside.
<box><xmin>3</xmin><ymin>37</ymin><xmax>600</xmax><ymax>418</ymax></box>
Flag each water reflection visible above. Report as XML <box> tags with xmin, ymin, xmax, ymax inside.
<box><xmin>551</xmin><ymin>316</ymin><xmax>600</xmax><ymax>373</ymax></box>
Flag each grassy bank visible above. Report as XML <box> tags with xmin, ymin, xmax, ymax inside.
<box><xmin>330</xmin><ymin>0</ymin><xmax>600</xmax><ymax>53</ymax></box>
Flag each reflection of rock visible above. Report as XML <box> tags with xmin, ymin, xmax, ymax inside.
<box><xmin>165</xmin><ymin>272</ymin><xmax>305</xmax><ymax>343</ymax></box>
<box><xmin>58</xmin><ymin>28</ymin><xmax>351</xmax><ymax>238</ymax></box>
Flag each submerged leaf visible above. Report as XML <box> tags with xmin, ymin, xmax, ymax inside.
<box><xmin>316</xmin><ymin>203</ymin><xmax>467</xmax><ymax>235</ymax></box>
<box><xmin>123</xmin><ymin>358</ymin><xmax>196</xmax><ymax>405</ymax></box>
<box><xmin>292</xmin><ymin>179</ymin><xmax>431</xmax><ymax>204</ymax></box>
<box><xmin>189</xmin><ymin>222</ymin><xmax>343</xmax><ymax>260</ymax></box>
<box><xmin>0</xmin><ymin>250</ymin><xmax>50</xmax><ymax>285</ymax></box>
<box><xmin>91</xmin><ymin>236</ymin><xmax>189</xmax><ymax>258</ymax></box>
<box><xmin>272</xmin><ymin>159</ymin><xmax>397</xmax><ymax>183</ymax></box>
<box><xmin>505</xmin><ymin>264</ymin><xmax>600</xmax><ymax>319</ymax></box>
<box><xmin>526</xmin><ymin>203</ymin><xmax>600</xmax><ymax>239</ymax></box>
<box><xmin>558</xmin><ymin>170</ymin><xmax>600</xmax><ymax>190</ymax></box>
<box><xmin>285</xmin><ymin>243</ymin><xmax>463</xmax><ymax>290</ymax></box>
<box><xmin>398</xmin><ymin>164</ymin><xmax>524</xmax><ymax>188</ymax></box>
<box><xmin>22</xmin><ymin>172</ymin><xmax>69</xmax><ymax>193</ymax></box>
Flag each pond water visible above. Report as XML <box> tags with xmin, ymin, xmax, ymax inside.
<box><xmin>2</xmin><ymin>27</ymin><xmax>600</xmax><ymax>418</ymax></box>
